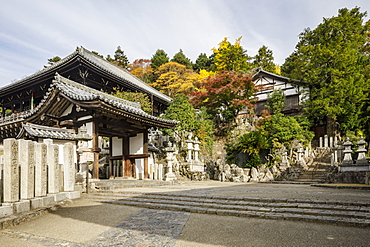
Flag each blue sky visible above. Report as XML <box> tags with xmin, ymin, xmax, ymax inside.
<box><xmin>0</xmin><ymin>0</ymin><xmax>369</xmax><ymax>86</ymax></box>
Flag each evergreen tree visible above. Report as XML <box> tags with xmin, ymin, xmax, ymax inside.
<box><xmin>171</xmin><ymin>49</ymin><xmax>193</xmax><ymax>69</ymax></box>
<box><xmin>194</xmin><ymin>53</ymin><xmax>212</xmax><ymax>72</ymax></box>
<box><xmin>46</xmin><ymin>56</ymin><xmax>61</xmax><ymax>67</ymax></box>
<box><xmin>266</xmin><ymin>89</ymin><xmax>285</xmax><ymax>115</ymax></box>
<box><xmin>253</xmin><ymin>45</ymin><xmax>276</xmax><ymax>73</ymax></box>
<box><xmin>281</xmin><ymin>7</ymin><xmax>370</xmax><ymax>135</ymax></box>
<box><xmin>151</xmin><ymin>49</ymin><xmax>169</xmax><ymax>70</ymax></box>
<box><xmin>113</xmin><ymin>46</ymin><xmax>129</xmax><ymax>69</ymax></box>
<box><xmin>163</xmin><ymin>94</ymin><xmax>197</xmax><ymax>133</ymax></box>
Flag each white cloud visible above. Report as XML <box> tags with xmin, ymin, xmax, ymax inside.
<box><xmin>0</xmin><ymin>0</ymin><xmax>369</xmax><ymax>85</ymax></box>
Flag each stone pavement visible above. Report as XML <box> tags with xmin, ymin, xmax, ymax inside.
<box><xmin>0</xmin><ymin>181</ymin><xmax>369</xmax><ymax>246</ymax></box>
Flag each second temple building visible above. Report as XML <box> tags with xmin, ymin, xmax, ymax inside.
<box><xmin>0</xmin><ymin>47</ymin><xmax>178</xmax><ymax>179</ymax></box>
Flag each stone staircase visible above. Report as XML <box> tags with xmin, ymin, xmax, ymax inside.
<box><xmin>86</xmin><ymin>190</ymin><xmax>370</xmax><ymax>227</ymax></box>
<box><xmin>91</xmin><ymin>179</ymin><xmax>173</xmax><ymax>191</ymax></box>
<box><xmin>293</xmin><ymin>148</ymin><xmax>332</xmax><ymax>184</ymax></box>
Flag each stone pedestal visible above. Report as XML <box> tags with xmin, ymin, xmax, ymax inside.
<box><xmin>3</xmin><ymin>138</ymin><xmax>19</xmax><ymax>203</ymax></box>
<box><xmin>19</xmin><ymin>140</ymin><xmax>35</xmax><ymax>200</ymax></box>
<box><xmin>47</xmin><ymin>143</ymin><xmax>60</xmax><ymax>194</ymax></box>
<box><xmin>63</xmin><ymin>143</ymin><xmax>75</xmax><ymax>192</ymax></box>
<box><xmin>35</xmin><ymin>143</ymin><xmax>47</xmax><ymax>197</ymax></box>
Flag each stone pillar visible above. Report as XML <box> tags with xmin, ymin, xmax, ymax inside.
<box><xmin>297</xmin><ymin>144</ymin><xmax>304</xmax><ymax>162</ymax></box>
<box><xmin>333</xmin><ymin>149</ymin><xmax>338</xmax><ymax>164</ymax></box>
<box><xmin>165</xmin><ymin>142</ymin><xmax>176</xmax><ymax>181</ymax></box>
<box><xmin>3</xmin><ymin>138</ymin><xmax>19</xmax><ymax>203</ymax></box>
<box><xmin>329</xmin><ymin>136</ymin><xmax>333</xmax><ymax>148</ymax></box>
<box><xmin>319</xmin><ymin>137</ymin><xmax>323</xmax><ymax>148</ymax></box>
<box><xmin>19</xmin><ymin>139</ymin><xmax>35</xmax><ymax>200</ymax></box>
<box><xmin>35</xmin><ymin>143</ymin><xmax>47</xmax><ymax>197</ymax></box>
<box><xmin>47</xmin><ymin>142</ymin><xmax>60</xmax><ymax>194</ymax></box>
<box><xmin>334</xmin><ymin>136</ymin><xmax>338</xmax><ymax>147</ymax></box>
<box><xmin>63</xmin><ymin>143</ymin><xmax>75</xmax><ymax>192</ymax></box>
<box><xmin>324</xmin><ymin>135</ymin><xmax>328</xmax><ymax>148</ymax></box>
<box><xmin>153</xmin><ymin>163</ymin><xmax>158</xmax><ymax>180</ymax></box>
<box><xmin>193</xmin><ymin>137</ymin><xmax>201</xmax><ymax>162</ymax></box>
<box><xmin>279</xmin><ymin>146</ymin><xmax>290</xmax><ymax>171</ymax></box>
<box><xmin>341</xmin><ymin>138</ymin><xmax>353</xmax><ymax>165</ymax></box>
<box><xmin>186</xmin><ymin>133</ymin><xmax>194</xmax><ymax>162</ymax></box>
<box><xmin>356</xmin><ymin>137</ymin><xmax>368</xmax><ymax>165</ymax></box>
<box><xmin>158</xmin><ymin>164</ymin><xmax>163</xmax><ymax>181</ymax></box>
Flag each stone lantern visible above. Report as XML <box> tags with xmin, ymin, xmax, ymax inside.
<box><xmin>164</xmin><ymin>141</ymin><xmax>177</xmax><ymax>181</ymax></box>
<box><xmin>342</xmin><ymin>138</ymin><xmax>353</xmax><ymax>165</ymax></box>
<box><xmin>356</xmin><ymin>137</ymin><xmax>368</xmax><ymax>165</ymax></box>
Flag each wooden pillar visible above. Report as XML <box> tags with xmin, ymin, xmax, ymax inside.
<box><xmin>92</xmin><ymin>121</ymin><xmax>101</xmax><ymax>179</ymax></box>
<box><xmin>123</xmin><ymin>135</ymin><xmax>131</xmax><ymax>177</ymax></box>
<box><xmin>143</xmin><ymin>129</ymin><xmax>149</xmax><ymax>179</ymax></box>
<box><xmin>109</xmin><ymin>137</ymin><xmax>113</xmax><ymax>178</ymax></box>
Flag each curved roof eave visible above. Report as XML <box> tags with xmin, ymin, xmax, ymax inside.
<box><xmin>0</xmin><ymin>46</ymin><xmax>173</xmax><ymax>103</ymax></box>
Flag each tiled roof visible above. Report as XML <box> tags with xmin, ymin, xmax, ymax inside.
<box><xmin>0</xmin><ymin>73</ymin><xmax>178</xmax><ymax>128</ymax></box>
<box><xmin>53</xmin><ymin>73</ymin><xmax>178</xmax><ymax>126</ymax></box>
<box><xmin>0</xmin><ymin>46</ymin><xmax>172</xmax><ymax>103</ymax></box>
<box><xmin>17</xmin><ymin>123</ymin><xmax>79</xmax><ymax>140</ymax></box>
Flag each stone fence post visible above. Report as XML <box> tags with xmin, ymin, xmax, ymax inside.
<box><xmin>3</xmin><ymin>138</ymin><xmax>19</xmax><ymax>203</ymax></box>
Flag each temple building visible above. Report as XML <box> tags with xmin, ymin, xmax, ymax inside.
<box><xmin>0</xmin><ymin>47</ymin><xmax>177</xmax><ymax>179</ymax></box>
<box><xmin>252</xmin><ymin>68</ymin><xmax>306</xmax><ymax>116</ymax></box>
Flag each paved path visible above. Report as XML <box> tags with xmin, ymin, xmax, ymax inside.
<box><xmin>0</xmin><ymin>181</ymin><xmax>369</xmax><ymax>246</ymax></box>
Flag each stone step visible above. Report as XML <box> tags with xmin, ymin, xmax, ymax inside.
<box><xmin>86</xmin><ymin>192</ymin><xmax>370</xmax><ymax>227</ymax></box>
<box><xmin>92</xmin><ymin>180</ymin><xmax>173</xmax><ymax>190</ymax></box>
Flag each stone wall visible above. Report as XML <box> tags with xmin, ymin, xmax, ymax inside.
<box><xmin>0</xmin><ymin>138</ymin><xmax>80</xmax><ymax>219</ymax></box>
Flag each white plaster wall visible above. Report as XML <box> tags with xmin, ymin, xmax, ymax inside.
<box><xmin>85</xmin><ymin>122</ymin><xmax>93</xmax><ymax>149</ymax></box>
<box><xmin>130</xmin><ymin>133</ymin><xmax>143</xmax><ymax>154</ymax></box>
<box><xmin>112</xmin><ymin>137</ymin><xmax>122</xmax><ymax>156</ymax></box>
<box><xmin>135</xmin><ymin>159</ymin><xmax>143</xmax><ymax>179</ymax></box>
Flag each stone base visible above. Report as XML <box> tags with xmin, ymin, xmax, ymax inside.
<box><xmin>30</xmin><ymin>198</ymin><xmax>44</xmax><ymax>210</ymax></box>
<box><xmin>189</xmin><ymin>163</ymin><xmax>204</xmax><ymax>172</ymax></box>
<box><xmin>0</xmin><ymin>206</ymin><xmax>13</xmax><ymax>218</ymax></box>
<box><xmin>165</xmin><ymin>172</ymin><xmax>177</xmax><ymax>181</ymax></box>
<box><xmin>13</xmin><ymin>201</ymin><xmax>30</xmax><ymax>214</ymax></box>
<box><xmin>54</xmin><ymin>193</ymin><xmax>67</xmax><ymax>202</ymax></box>
<box><xmin>43</xmin><ymin>195</ymin><xmax>56</xmax><ymax>206</ymax></box>
<box><xmin>337</xmin><ymin>171</ymin><xmax>369</xmax><ymax>184</ymax></box>
<box><xmin>339</xmin><ymin>164</ymin><xmax>370</xmax><ymax>172</ymax></box>
<box><xmin>64</xmin><ymin>191</ymin><xmax>81</xmax><ymax>200</ymax></box>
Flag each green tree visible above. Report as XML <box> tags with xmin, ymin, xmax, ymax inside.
<box><xmin>163</xmin><ymin>94</ymin><xmax>197</xmax><ymax>133</ymax></box>
<box><xmin>281</xmin><ymin>7</ymin><xmax>370</xmax><ymax>136</ymax></box>
<box><xmin>266</xmin><ymin>89</ymin><xmax>285</xmax><ymax>115</ymax></box>
<box><xmin>171</xmin><ymin>49</ymin><xmax>193</xmax><ymax>69</ymax></box>
<box><xmin>110</xmin><ymin>90</ymin><xmax>152</xmax><ymax>114</ymax></box>
<box><xmin>151</xmin><ymin>49</ymin><xmax>169</xmax><ymax>70</ymax></box>
<box><xmin>163</xmin><ymin>95</ymin><xmax>214</xmax><ymax>153</ymax></box>
<box><xmin>92</xmin><ymin>51</ymin><xmax>103</xmax><ymax>58</ymax></box>
<box><xmin>45</xmin><ymin>56</ymin><xmax>61</xmax><ymax>67</ymax></box>
<box><xmin>194</xmin><ymin>53</ymin><xmax>212</xmax><ymax>72</ymax></box>
<box><xmin>252</xmin><ymin>45</ymin><xmax>276</xmax><ymax>73</ymax></box>
<box><xmin>212</xmin><ymin>37</ymin><xmax>251</xmax><ymax>72</ymax></box>
<box><xmin>113</xmin><ymin>46</ymin><xmax>129</xmax><ymax>69</ymax></box>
